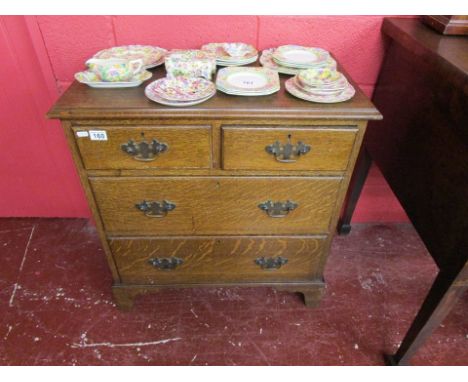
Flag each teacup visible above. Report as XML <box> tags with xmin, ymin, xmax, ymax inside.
<box><xmin>85</xmin><ymin>58</ymin><xmax>143</xmax><ymax>82</ymax></box>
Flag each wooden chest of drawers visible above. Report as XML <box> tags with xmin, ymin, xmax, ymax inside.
<box><xmin>48</xmin><ymin>65</ymin><xmax>381</xmax><ymax>310</ymax></box>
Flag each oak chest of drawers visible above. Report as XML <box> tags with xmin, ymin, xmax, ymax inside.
<box><xmin>48</xmin><ymin>65</ymin><xmax>381</xmax><ymax>310</ymax></box>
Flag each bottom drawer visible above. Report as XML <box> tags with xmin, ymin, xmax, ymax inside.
<box><xmin>110</xmin><ymin>236</ymin><xmax>327</xmax><ymax>284</ymax></box>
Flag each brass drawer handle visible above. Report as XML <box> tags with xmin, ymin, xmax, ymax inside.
<box><xmin>135</xmin><ymin>200</ymin><xmax>176</xmax><ymax>218</ymax></box>
<box><xmin>255</xmin><ymin>256</ymin><xmax>288</xmax><ymax>269</ymax></box>
<box><xmin>148</xmin><ymin>257</ymin><xmax>183</xmax><ymax>270</ymax></box>
<box><xmin>121</xmin><ymin>136</ymin><xmax>168</xmax><ymax>161</ymax></box>
<box><xmin>258</xmin><ymin>200</ymin><xmax>298</xmax><ymax>218</ymax></box>
<box><xmin>265</xmin><ymin>135</ymin><xmax>311</xmax><ymax>163</ymax></box>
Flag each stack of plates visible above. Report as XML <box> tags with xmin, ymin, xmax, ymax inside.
<box><xmin>201</xmin><ymin>43</ymin><xmax>258</xmax><ymax>66</ymax></box>
<box><xmin>260</xmin><ymin>46</ymin><xmax>336</xmax><ymax>75</ymax></box>
<box><xmin>216</xmin><ymin>67</ymin><xmax>280</xmax><ymax>96</ymax></box>
<box><xmin>285</xmin><ymin>68</ymin><xmax>355</xmax><ymax>103</ymax></box>
<box><xmin>145</xmin><ymin>76</ymin><xmax>216</xmax><ymax>107</ymax></box>
<box><xmin>92</xmin><ymin>45</ymin><xmax>167</xmax><ymax>69</ymax></box>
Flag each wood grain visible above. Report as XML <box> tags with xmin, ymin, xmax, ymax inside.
<box><xmin>90</xmin><ymin>176</ymin><xmax>342</xmax><ymax>236</ymax></box>
<box><xmin>47</xmin><ymin>65</ymin><xmax>382</xmax><ymax>121</ymax></box>
<box><xmin>110</xmin><ymin>236</ymin><xmax>327</xmax><ymax>284</ymax></box>
<box><xmin>222</xmin><ymin>126</ymin><xmax>357</xmax><ymax>171</ymax></box>
<box><xmin>72</xmin><ymin>125</ymin><xmax>212</xmax><ymax>170</ymax></box>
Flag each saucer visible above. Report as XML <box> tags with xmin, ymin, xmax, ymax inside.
<box><xmin>74</xmin><ymin>70</ymin><xmax>152</xmax><ymax>88</ymax></box>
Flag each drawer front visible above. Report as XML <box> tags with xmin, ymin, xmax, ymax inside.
<box><xmin>222</xmin><ymin>126</ymin><xmax>357</xmax><ymax>171</ymax></box>
<box><xmin>91</xmin><ymin>176</ymin><xmax>341</xmax><ymax>236</ymax></box>
<box><xmin>73</xmin><ymin>125</ymin><xmax>211</xmax><ymax>170</ymax></box>
<box><xmin>110</xmin><ymin>236</ymin><xmax>327</xmax><ymax>284</ymax></box>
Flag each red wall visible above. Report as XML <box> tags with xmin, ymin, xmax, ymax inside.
<box><xmin>0</xmin><ymin>15</ymin><xmax>408</xmax><ymax>222</ymax></box>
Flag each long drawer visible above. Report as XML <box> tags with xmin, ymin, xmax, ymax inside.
<box><xmin>73</xmin><ymin>125</ymin><xmax>212</xmax><ymax>170</ymax></box>
<box><xmin>91</xmin><ymin>176</ymin><xmax>342</xmax><ymax>236</ymax></box>
<box><xmin>222</xmin><ymin>126</ymin><xmax>357</xmax><ymax>171</ymax></box>
<box><xmin>110</xmin><ymin>236</ymin><xmax>327</xmax><ymax>284</ymax></box>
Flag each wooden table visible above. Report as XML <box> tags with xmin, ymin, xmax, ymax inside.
<box><xmin>338</xmin><ymin>17</ymin><xmax>468</xmax><ymax>365</ymax></box>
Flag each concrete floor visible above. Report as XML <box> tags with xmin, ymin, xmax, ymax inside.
<box><xmin>0</xmin><ymin>218</ymin><xmax>466</xmax><ymax>365</ymax></box>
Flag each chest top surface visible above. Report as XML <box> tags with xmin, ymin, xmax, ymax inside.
<box><xmin>48</xmin><ymin>63</ymin><xmax>381</xmax><ymax>121</ymax></box>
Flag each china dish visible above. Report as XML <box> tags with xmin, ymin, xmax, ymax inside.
<box><xmin>273</xmin><ymin>45</ymin><xmax>330</xmax><ymax>68</ymax></box>
<box><xmin>75</xmin><ymin>70</ymin><xmax>152</xmax><ymax>88</ymax></box>
<box><xmin>147</xmin><ymin>77</ymin><xmax>216</xmax><ymax>101</ymax></box>
<box><xmin>201</xmin><ymin>42</ymin><xmax>258</xmax><ymax>66</ymax></box>
<box><xmin>92</xmin><ymin>45</ymin><xmax>167</xmax><ymax>69</ymax></box>
<box><xmin>165</xmin><ymin>49</ymin><xmax>217</xmax><ymax>80</ymax></box>
<box><xmin>145</xmin><ymin>76</ymin><xmax>216</xmax><ymax>107</ymax></box>
<box><xmin>260</xmin><ymin>48</ymin><xmax>337</xmax><ymax>75</ymax></box>
<box><xmin>216</xmin><ymin>67</ymin><xmax>280</xmax><ymax>96</ymax></box>
<box><xmin>285</xmin><ymin>74</ymin><xmax>355</xmax><ymax>103</ymax></box>
<box><xmin>85</xmin><ymin>58</ymin><xmax>144</xmax><ymax>82</ymax></box>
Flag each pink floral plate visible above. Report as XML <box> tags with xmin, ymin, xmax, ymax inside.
<box><xmin>285</xmin><ymin>77</ymin><xmax>355</xmax><ymax>103</ymax></box>
<box><xmin>260</xmin><ymin>48</ymin><xmax>337</xmax><ymax>75</ymax></box>
<box><xmin>145</xmin><ymin>77</ymin><xmax>216</xmax><ymax>102</ymax></box>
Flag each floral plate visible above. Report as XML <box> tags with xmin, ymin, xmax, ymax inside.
<box><xmin>260</xmin><ymin>49</ymin><xmax>336</xmax><ymax>75</ymax></box>
<box><xmin>216</xmin><ymin>67</ymin><xmax>280</xmax><ymax>94</ymax></box>
<box><xmin>285</xmin><ymin>77</ymin><xmax>355</xmax><ymax>103</ymax></box>
<box><xmin>273</xmin><ymin>45</ymin><xmax>330</xmax><ymax>68</ymax></box>
<box><xmin>146</xmin><ymin>77</ymin><xmax>216</xmax><ymax>102</ymax></box>
<box><xmin>145</xmin><ymin>84</ymin><xmax>215</xmax><ymax>107</ymax></box>
<box><xmin>74</xmin><ymin>69</ymin><xmax>152</xmax><ymax>88</ymax></box>
<box><xmin>92</xmin><ymin>45</ymin><xmax>167</xmax><ymax>69</ymax></box>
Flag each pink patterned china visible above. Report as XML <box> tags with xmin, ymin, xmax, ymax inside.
<box><xmin>216</xmin><ymin>67</ymin><xmax>280</xmax><ymax>96</ymax></box>
<box><xmin>165</xmin><ymin>50</ymin><xmax>217</xmax><ymax>80</ymax></box>
<box><xmin>148</xmin><ymin>77</ymin><xmax>216</xmax><ymax>102</ymax></box>
<box><xmin>273</xmin><ymin>45</ymin><xmax>330</xmax><ymax>69</ymax></box>
<box><xmin>260</xmin><ymin>48</ymin><xmax>337</xmax><ymax>75</ymax></box>
<box><xmin>92</xmin><ymin>45</ymin><xmax>167</xmax><ymax>68</ymax></box>
<box><xmin>85</xmin><ymin>58</ymin><xmax>144</xmax><ymax>82</ymax></box>
<box><xmin>74</xmin><ymin>69</ymin><xmax>152</xmax><ymax>88</ymax></box>
<box><xmin>201</xmin><ymin>42</ymin><xmax>258</xmax><ymax>66</ymax></box>
<box><xmin>145</xmin><ymin>77</ymin><xmax>216</xmax><ymax>107</ymax></box>
<box><xmin>297</xmin><ymin>68</ymin><xmax>348</xmax><ymax>93</ymax></box>
<box><xmin>223</xmin><ymin>42</ymin><xmax>254</xmax><ymax>57</ymax></box>
<box><xmin>285</xmin><ymin>77</ymin><xmax>355</xmax><ymax>103</ymax></box>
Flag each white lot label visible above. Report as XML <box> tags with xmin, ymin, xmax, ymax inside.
<box><xmin>76</xmin><ymin>131</ymin><xmax>89</xmax><ymax>138</ymax></box>
<box><xmin>89</xmin><ymin>130</ymin><xmax>108</xmax><ymax>141</ymax></box>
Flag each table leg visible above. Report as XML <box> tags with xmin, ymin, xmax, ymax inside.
<box><xmin>385</xmin><ymin>267</ymin><xmax>467</xmax><ymax>365</ymax></box>
<box><xmin>338</xmin><ymin>147</ymin><xmax>372</xmax><ymax>235</ymax></box>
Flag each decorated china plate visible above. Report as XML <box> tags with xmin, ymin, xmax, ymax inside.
<box><xmin>272</xmin><ymin>45</ymin><xmax>330</xmax><ymax>68</ymax></box>
<box><xmin>285</xmin><ymin>77</ymin><xmax>355</xmax><ymax>103</ymax></box>
<box><xmin>146</xmin><ymin>77</ymin><xmax>216</xmax><ymax>102</ymax></box>
<box><xmin>260</xmin><ymin>48</ymin><xmax>336</xmax><ymax>75</ymax></box>
<box><xmin>74</xmin><ymin>69</ymin><xmax>152</xmax><ymax>88</ymax></box>
<box><xmin>92</xmin><ymin>45</ymin><xmax>167</xmax><ymax>68</ymax></box>
<box><xmin>216</xmin><ymin>67</ymin><xmax>279</xmax><ymax>94</ymax></box>
<box><xmin>145</xmin><ymin>84</ymin><xmax>215</xmax><ymax>107</ymax></box>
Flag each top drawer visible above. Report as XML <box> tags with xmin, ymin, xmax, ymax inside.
<box><xmin>72</xmin><ymin>125</ymin><xmax>211</xmax><ymax>170</ymax></box>
<box><xmin>222</xmin><ymin>126</ymin><xmax>357</xmax><ymax>171</ymax></box>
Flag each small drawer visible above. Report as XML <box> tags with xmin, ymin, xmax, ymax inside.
<box><xmin>222</xmin><ymin>126</ymin><xmax>357</xmax><ymax>171</ymax></box>
<box><xmin>90</xmin><ymin>176</ymin><xmax>341</xmax><ymax>236</ymax></box>
<box><xmin>72</xmin><ymin>125</ymin><xmax>211</xmax><ymax>170</ymax></box>
<box><xmin>110</xmin><ymin>236</ymin><xmax>327</xmax><ymax>284</ymax></box>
